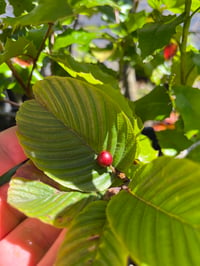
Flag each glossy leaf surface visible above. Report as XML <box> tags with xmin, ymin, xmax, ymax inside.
<box><xmin>16</xmin><ymin>77</ymin><xmax>138</xmax><ymax>191</ymax></box>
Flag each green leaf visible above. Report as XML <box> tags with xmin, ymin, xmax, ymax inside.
<box><xmin>50</xmin><ymin>53</ymin><xmax>119</xmax><ymax>88</ymax></box>
<box><xmin>72</xmin><ymin>0</ymin><xmax>119</xmax><ymax>9</ymax></box>
<box><xmin>186</xmin><ymin>142</ymin><xmax>200</xmax><ymax>163</ymax></box>
<box><xmin>136</xmin><ymin>134</ymin><xmax>158</xmax><ymax>163</ymax></box>
<box><xmin>107</xmin><ymin>157</ymin><xmax>200</xmax><ymax>266</ymax></box>
<box><xmin>3</xmin><ymin>0</ymin><xmax>73</xmax><ymax>28</ymax></box>
<box><xmin>134</xmin><ymin>86</ymin><xmax>172</xmax><ymax>122</ymax></box>
<box><xmin>138</xmin><ymin>14</ymin><xmax>184</xmax><ymax>58</ymax></box>
<box><xmin>16</xmin><ymin>77</ymin><xmax>138</xmax><ymax>191</ymax></box>
<box><xmin>8</xmin><ymin>176</ymin><xmax>96</xmax><ymax>227</ymax></box>
<box><xmin>125</xmin><ymin>11</ymin><xmax>146</xmax><ymax>33</ymax></box>
<box><xmin>0</xmin><ymin>36</ymin><xmax>37</xmax><ymax>64</ymax></box>
<box><xmin>9</xmin><ymin>0</ymin><xmax>34</xmax><ymax>16</ymax></box>
<box><xmin>174</xmin><ymin>85</ymin><xmax>200</xmax><ymax>137</ymax></box>
<box><xmin>0</xmin><ymin>0</ymin><xmax>6</xmax><ymax>15</ymax></box>
<box><xmin>54</xmin><ymin>29</ymin><xmax>98</xmax><ymax>50</ymax></box>
<box><xmin>172</xmin><ymin>52</ymin><xmax>199</xmax><ymax>86</ymax></box>
<box><xmin>156</xmin><ymin>128</ymin><xmax>192</xmax><ymax>154</ymax></box>
<box><xmin>55</xmin><ymin>201</ymin><xmax>128</xmax><ymax>265</ymax></box>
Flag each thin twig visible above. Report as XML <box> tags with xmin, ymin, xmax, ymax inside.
<box><xmin>176</xmin><ymin>140</ymin><xmax>200</xmax><ymax>158</ymax></box>
<box><xmin>26</xmin><ymin>23</ymin><xmax>54</xmax><ymax>94</ymax></box>
<box><xmin>6</xmin><ymin>60</ymin><xmax>28</xmax><ymax>93</ymax></box>
<box><xmin>190</xmin><ymin>6</ymin><xmax>200</xmax><ymax>18</ymax></box>
<box><xmin>1</xmin><ymin>98</ymin><xmax>21</xmax><ymax>107</ymax></box>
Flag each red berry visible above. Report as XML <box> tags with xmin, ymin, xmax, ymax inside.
<box><xmin>163</xmin><ymin>43</ymin><xmax>177</xmax><ymax>60</ymax></box>
<box><xmin>97</xmin><ymin>151</ymin><xmax>113</xmax><ymax>167</ymax></box>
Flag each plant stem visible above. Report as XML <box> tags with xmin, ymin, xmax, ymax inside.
<box><xmin>6</xmin><ymin>60</ymin><xmax>28</xmax><ymax>93</ymax></box>
<box><xmin>180</xmin><ymin>0</ymin><xmax>192</xmax><ymax>85</ymax></box>
<box><xmin>26</xmin><ymin>23</ymin><xmax>54</xmax><ymax>95</ymax></box>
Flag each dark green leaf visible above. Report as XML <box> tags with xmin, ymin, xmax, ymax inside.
<box><xmin>174</xmin><ymin>85</ymin><xmax>200</xmax><ymax>137</ymax></box>
<box><xmin>156</xmin><ymin>128</ymin><xmax>192</xmax><ymax>154</ymax></box>
<box><xmin>108</xmin><ymin>157</ymin><xmax>200</xmax><ymax>266</ymax></box>
<box><xmin>0</xmin><ymin>36</ymin><xmax>37</xmax><ymax>64</ymax></box>
<box><xmin>186</xmin><ymin>141</ymin><xmax>200</xmax><ymax>163</ymax></box>
<box><xmin>138</xmin><ymin>14</ymin><xmax>184</xmax><ymax>58</ymax></box>
<box><xmin>9</xmin><ymin>0</ymin><xmax>34</xmax><ymax>16</ymax></box>
<box><xmin>134</xmin><ymin>86</ymin><xmax>172</xmax><ymax>122</ymax></box>
<box><xmin>0</xmin><ymin>0</ymin><xmax>6</xmax><ymax>15</ymax></box>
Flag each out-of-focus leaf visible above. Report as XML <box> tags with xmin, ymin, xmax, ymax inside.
<box><xmin>9</xmin><ymin>0</ymin><xmax>34</xmax><ymax>16</ymax></box>
<box><xmin>138</xmin><ymin>14</ymin><xmax>184</xmax><ymax>58</ymax></box>
<box><xmin>0</xmin><ymin>0</ymin><xmax>6</xmax><ymax>15</ymax></box>
<box><xmin>50</xmin><ymin>53</ymin><xmax>119</xmax><ymax>88</ymax></box>
<box><xmin>0</xmin><ymin>36</ymin><xmax>37</xmax><ymax>64</ymax></box>
<box><xmin>174</xmin><ymin>85</ymin><xmax>200</xmax><ymax>138</ymax></box>
<box><xmin>136</xmin><ymin>134</ymin><xmax>158</xmax><ymax>163</ymax></box>
<box><xmin>172</xmin><ymin>52</ymin><xmax>199</xmax><ymax>86</ymax></box>
<box><xmin>125</xmin><ymin>11</ymin><xmax>146</xmax><ymax>33</ymax></box>
<box><xmin>3</xmin><ymin>0</ymin><xmax>73</xmax><ymax>28</ymax></box>
<box><xmin>156</xmin><ymin>128</ymin><xmax>192</xmax><ymax>154</ymax></box>
<box><xmin>134</xmin><ymin>86</ymin><xmax>172</xmax><ymax>122</ymax></box>
<box><xmin>54</xmin><ymin>29</ymin><xmax>98</xmax><ymax>50</ymax></box>
<box><xmin>186</xmin><ymin>141</ymin><xmax>200</xmax><ymax>163</ymax></box>
<box><xmin>108</xmin><ymin>156</ymin><xmax>200</xmax><ymax>266</ymax></box>
<box><xmin>72</xmin><ymin>0</ymin><xmax>119</xmax><ymax>9</ymax></box>
<box><xmin>56</xmin><ymin>201</ymin><xmax>128</xmax><ymax>265</ymax></box>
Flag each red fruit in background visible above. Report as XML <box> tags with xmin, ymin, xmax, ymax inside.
<box><xmin>97</xmin><ymin>151</ymin><xmax>113</xmax><ymax>167</ymax></box>
<box><xmin>163</xmin><ymin>43</ymin><xmax>177</xmax><ymax>60</ymax></box>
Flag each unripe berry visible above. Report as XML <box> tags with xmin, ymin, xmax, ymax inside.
<box><xmin>163</xmin><ymin>43</ymin><xmax>177</xmax><ymax>60</ymax></box>
<box><xmin>97</xmin><ymin>151</ymin><xmax>113</xmax><ymax>167</ymax></box>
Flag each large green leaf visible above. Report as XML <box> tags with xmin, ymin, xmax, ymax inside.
<box><xmin>134</xmin><ymin>86</ymin><xmax>172</xmax><ymax>122</ymax></box>
<box><xmin>16</xmin><ymin>77</ymin><xmax>138</xmax><ymax>191</ymax></box>
<box><xmin>107</xmin><ymin>157</ymin><xmax>200</xmax><ymax>266</ymax></box>
<box><xmin>3</xmin><ymin>0</ymin><xmax>73</xmax><ymax>28</ymax></box>
<box><xmin>8</xmin><ymin>177</ymin><xmax>96</xmax><ymax>227</ymax></box>
<box><xmin>55</xmin><ymin>201</ymin><xmax>128</xmax><ymax>265</ymax></box>
<box><xmin>174</xmin><ymin>85</ymin><xmax>200</xmax><ymax>137</ymax></box>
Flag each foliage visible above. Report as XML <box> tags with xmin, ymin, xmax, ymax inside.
<box><xmin>0</xmin><ymin>0</ymin><xmax>200</xmax><ymax>265</ymax></box>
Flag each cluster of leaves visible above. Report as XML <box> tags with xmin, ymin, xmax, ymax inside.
<box><xmin>0</xmin><ymin>0</ymin><xmax>200</xmax><ymax>265</ymax></box>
